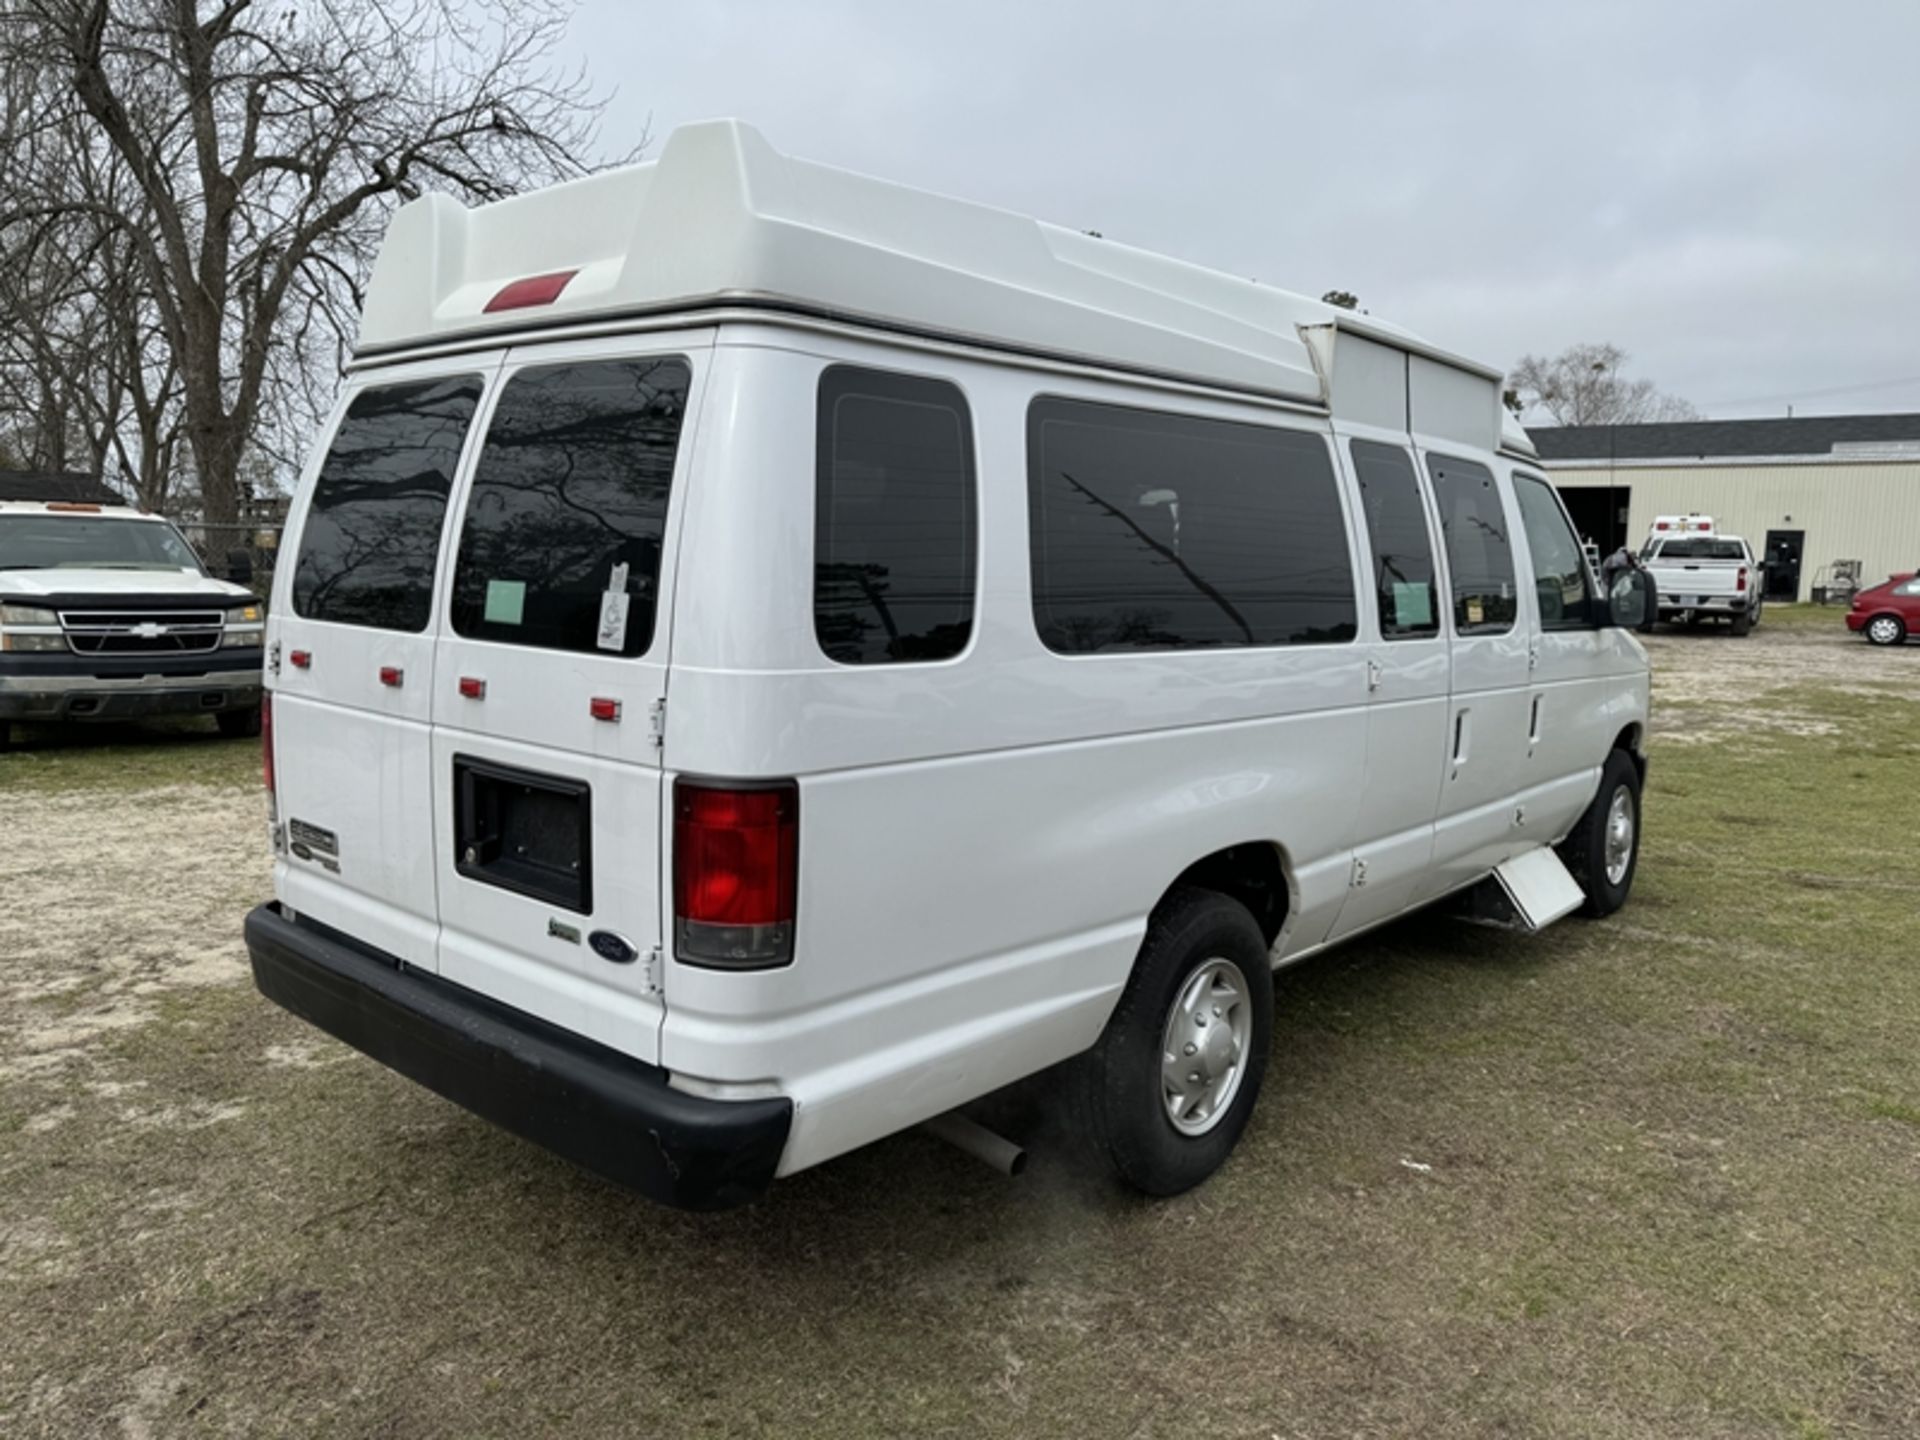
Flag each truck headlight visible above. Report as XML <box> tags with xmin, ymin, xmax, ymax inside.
<box><xmin>221</xmin><ymin>603</ymin><xmax>265</xmax><ymax>647</ymax></box>
<box><xmin>0</xmin><ymin>603</ymin><xmax>65</xmax><ymax>652</ymax></box>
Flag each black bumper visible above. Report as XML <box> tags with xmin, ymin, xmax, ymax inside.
<box><xmin>244</xmin><ymin>903</ymin><xmax>791</xmax><ymax>1211</ymax></box>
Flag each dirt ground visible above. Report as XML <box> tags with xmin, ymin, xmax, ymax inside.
<box><xmin>3</xmin><ymin>610</ymin><xmax>1918</xmax><ymax>1438</ymax></box>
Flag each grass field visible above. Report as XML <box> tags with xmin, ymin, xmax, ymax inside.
<box><xmin>3</xmin><ymin>610</ymin><xmax>1918</xmax><ymax>1438</ymax></box>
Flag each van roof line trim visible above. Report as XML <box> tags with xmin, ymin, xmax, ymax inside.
<box><xmin>346</xmin><ymin>300</ymin><xmax>1335</xmax><ymax>415</ymax></box>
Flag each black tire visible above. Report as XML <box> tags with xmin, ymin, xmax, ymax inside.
<box><xmin>1074</xmin><ymin>886</ymin><xmax>1274</xmax><ymax>1196</ymax></box>
<box><xmin>1865</xmin><ymin>614</ymin><xmax>1907</xmax><ymax>647</ymax></box>
<box><xmin>216</xmin><ymin>706</ymin><xmax>262</xmax><ymax>739</ymax></box>
<box><xmin>1559</xmin><ymin>749</ymin><xmax>1643</xmax><ymax>918</ymax></box>
<box><xmin>1730</xmin><ymin>608</ymin><xmax>1752</xmax><ymax>637</ymax></box>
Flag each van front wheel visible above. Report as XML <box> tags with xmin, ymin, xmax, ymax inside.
<box><xmin>1075</xmin><ymin>886</ymin><xmax>1273</xmax><ymax>1196</ymax></box>
<box><xmin>1560</xmin><ymin>749</ymin><xmax>1643</xmax><ymax>918</ymax></box>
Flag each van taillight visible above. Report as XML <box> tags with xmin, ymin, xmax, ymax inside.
<box><xmin>673</xmin><ymin>780</ymin><xmax>798</xmax><ymax>969</ymax></box>
<box><xmin>262</xmin><ymin>693</ymin><xmax>275</xmax><ymax>794</ymax></box>
<box><xmin>1736</xmin><ymin>566</ymin><xmax>1748</xmax><ymax>592</ymax></box>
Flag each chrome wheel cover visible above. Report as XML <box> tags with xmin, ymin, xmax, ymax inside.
<box><xmin>1161</xmin><ymin>958</ymin><xmax>1253</xmax><ymax>1136</ymax></box>
<box><xmin>1868</xmin><ymin>617</ymin><xmax>1901</xmax><ymax>644</ymax></box>
<box><xmin>1603</xmin><ymin>784</ymin><xmax>1637</xmax><ymax>887</ymax></box>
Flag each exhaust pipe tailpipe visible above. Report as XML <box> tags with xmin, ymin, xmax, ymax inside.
<box><xmin>922</xmin><ymin>1110</ymin><xmax>1027</xmax><ymax>1177</ymax></box>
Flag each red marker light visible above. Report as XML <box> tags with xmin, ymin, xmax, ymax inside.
<box><xmin>458</xmin><ymin>676</ymin><xmax>486</xmax><ymax>699</ymax></box>
<box><xmin>289</xmin><ymin>649</ymin><xmax>311</xmax><ymax>669</ymax></box>
<box><xmin>483</xmin><ymin>269</ymin><xmax>579</xmax><ymax>313</ymax></box>
<box><xmin>589</xmin><ymin>697</ymin><xmax>621</xmax><ymax>721</ymax></box>
<box><xmin>379</xmin><ymin>666</ymin><xmax>403</xmax><ymax>688</ymax></box>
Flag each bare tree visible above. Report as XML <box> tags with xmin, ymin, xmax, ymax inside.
<box><xmin>1506</xmin><ymin>342</ymin><xmax>1701</xmax><ymax>426</ymax></box>
<box><xmin>0</xmin><ymin>0</ymin><xmax>622</xmax><ymax>525</ymax></box>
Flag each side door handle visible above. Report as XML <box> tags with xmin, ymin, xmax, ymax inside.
<box><xmin>1451</xmin><ymin>707</ymin><xmax>1471</xmax><ymax>776</ymax></box>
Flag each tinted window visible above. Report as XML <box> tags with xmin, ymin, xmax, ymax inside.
<box><xmin>1349</xmin><ymin>440</ymin><xmax>1439</xmax><ymax>639</ymax></box>
<box><xmin>1513</xmin><ymin>474</ymin><xmax>1593</xmax><ymax>629</ymax></box>
<box><xmin>1028</xmin><ymin>399</ymin><xmax>1356</xmax><ymax>652</ymax></box>
<box><xmin>292</xmin><ymin>377</ymin><xmax>481</xmax><ymax>631</ymax></box>
<box><xmin>815</xmin><ymin>367</ymin><xmax>977</xmax><ymax>664</ymax></box>
<box><xmin>1654</xmin><ymin>537</ymin><xmax>1745</xmax><ymax>561</ymax></box>
<box><xmin>450</xmin><ymin>357</ymin><xmax>690</xmax><ymax>657</ymax></box>
<box><xmin>1426</xmin><ymin>452</ymin><xmax>1517</xmax><ymax>634</ymax></box>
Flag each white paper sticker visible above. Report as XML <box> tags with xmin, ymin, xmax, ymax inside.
<box><xmin>597</xmin><ymin>591</ymin><xmax>630</xmax><ymax>651</ymax></box>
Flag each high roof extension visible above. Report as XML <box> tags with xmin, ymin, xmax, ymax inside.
<box><xmin>359</xmin><ymin>119</ymin><xmax>1527</xmax><ymax>455</ymax></box>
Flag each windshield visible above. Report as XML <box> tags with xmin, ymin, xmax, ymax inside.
<box><xmin>1651</xmin><ymin>537</ymin><xmax>1744</xmax><ymax>561</ymax></box>
<box><xmin>0</xmin><ymin>515</ymin><xmax>205</xmax><ymax>572</ymax></box>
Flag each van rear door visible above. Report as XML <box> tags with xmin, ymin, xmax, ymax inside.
<box><xmin>273</xmin><ymin>362</ymin><xmax>498</xmax><ymax>969</ymax></box>
<box><xmin>429</xmin><ymin>333</ymin><xmax>710</xmax><ymax>1065</ymax></box>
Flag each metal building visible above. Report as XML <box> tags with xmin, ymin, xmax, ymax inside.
<box><xmin>1534</xmin><ymin>413</ymin><xmax>1920</xmax><ymax>602</ymax></box>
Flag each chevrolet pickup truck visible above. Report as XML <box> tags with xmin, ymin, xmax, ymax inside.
<box><xmin>1642</xmin><ymin>531</ymin><xmax>1764</xmax><ymax>635</ymax></box>
<box><xmin>0</xmin><ymin>499</ymin><xmax>264</xmax><ymax>750</ymax></box>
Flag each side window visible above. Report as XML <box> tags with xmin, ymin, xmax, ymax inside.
<box><xmin>450</xmin><ymin>356</ymin><xmax>691</xmax><ymax>658</ymax></box>
<box><xmin>1349</xmin><ymin>440</ymin><xmax>1439</xmax><ymax>639</ymax></box>
<box><xmin>1426</xmin><ymin>452</ymin><xmax>1517</xmax><ymax>634</ymax></box>
<box><xmin>1028</xmin><ymin>398</ymin><xmax>1357</xmax><ymax>652</ymax></box>
<box><xmin>814</xmin><ymin>366</ymin><xmax>977</xmax><ymax>665</ymax></box>
<box><xmin>1513</xmin><ymin>473</ymin><xmax>1594</xmax><ymax>629</ymax></box>
<box><xmin>292</xmin><ymin>376</ymin><xmax>483</xmax><ymax>631</ymax></box>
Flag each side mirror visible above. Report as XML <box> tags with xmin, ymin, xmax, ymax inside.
<box><xmin>225</xmin><ymin>548</ymin><xmax>254</xmax><ymax>587</ymax></box>
<box><xmin>1606</xmin><ymin>568</ymin><xmax>1654</xmax><ymax>630</ymax></box>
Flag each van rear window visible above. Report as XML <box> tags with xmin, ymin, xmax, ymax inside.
<box><xmin>1027</xmin><ymin>399</ymin><xmax>1356</xmax><ymax>652</ymax></box>
<box><xmin>291</xmin><ymin>377</ymin><xmax>482</xmax><ymax>631</ymax></box>
<box><xmin>450</xmin><ymin>357</ymin><xmax>690</xmax><ymax>658</ymax></box>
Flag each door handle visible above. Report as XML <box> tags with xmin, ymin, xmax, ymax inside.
<box><xmin>1367</xmin><ymin>659</ymin><xmax>1383</xmax><ymax>692</ymax></box>
<box><xmin>1452</xmin><ymin>708</ymin><xmax>1471</xmax><ymax>774</ymax></box>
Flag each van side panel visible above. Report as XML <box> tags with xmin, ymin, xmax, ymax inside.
<box><xmin>662</xmin><ymin>332</ymin><xmax>1368</xmax><ymax>1174</ymax></box>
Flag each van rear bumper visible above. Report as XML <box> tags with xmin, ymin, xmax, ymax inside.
<box><xmin>244</xmin><ymin>902</ymin><xmax>791</xmax><ymax>1211</ymax></box>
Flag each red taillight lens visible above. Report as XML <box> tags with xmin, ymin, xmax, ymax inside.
<box><xmin>1736</xmin><ymin>566</ymin><xmax>1748</xmax><ymax>592</ymax></box>
<box><xmin>483</xmin><ymin>268</ymin><xmax>579</xmax><ymax>313</ymax></box>
<box><xmin>673</xmin><ymin>780</ymin><xmax>798</xmax><ymax>969</ymax></box>
<box><xmin>262</xmin><ymin>693</ymin><xmax>275</xmax><ymax>795</ymax></box>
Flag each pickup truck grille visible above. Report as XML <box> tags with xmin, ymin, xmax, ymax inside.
<box><xmin>57</xmin><ymin>609</ymin><xmax>225</xmax><ymax>655</ymax></box>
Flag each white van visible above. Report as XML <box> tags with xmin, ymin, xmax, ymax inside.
<box><xmin>245</xmin><ymin>122</ymin><xmax>1655</xmax><ymax>1209</ymax></box>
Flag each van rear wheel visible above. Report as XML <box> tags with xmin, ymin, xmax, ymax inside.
<box><xmin>1559</xmin><ymin>749</ymin><xmax>1642</xmax><ymax>918</ymax></box>
<box><xmin>1075</xmin><ymin>886</ymin><xmax>1273</xmax><ymax>1196</ymax></box>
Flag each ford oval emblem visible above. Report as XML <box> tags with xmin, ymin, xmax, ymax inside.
<box><xmin>588</xmin><ymin>930</ymin><xmax>637</xmax><ymax>965</ymax></box>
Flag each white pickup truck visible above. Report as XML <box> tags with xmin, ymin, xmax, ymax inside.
<box><xmin>1640</xmin><ymin>519</ymin><xmax>1764</xmax><ymax>635</ymax></box>
<box><xmin>0</xmin><ymin>498</ymin><xmax>265</xmax><ymax>749</ymax></box>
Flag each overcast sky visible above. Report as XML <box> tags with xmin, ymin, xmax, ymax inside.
<box><xmin>559</xmin><ymin>0</ymin><xmax>1920</xmax><ymax>420</ymax></box>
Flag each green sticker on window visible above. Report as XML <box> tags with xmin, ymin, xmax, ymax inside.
<box><xmin>483</xmin><ymin>578</ymin><xmax>526</xmax><ymax>625</ymax></box>
<box><xmin>1392</xmin><ymin>581</ymin><xmax>1432</xmax><ymax>627</ymax></box>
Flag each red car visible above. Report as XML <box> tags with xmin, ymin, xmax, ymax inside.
<box><xmin>1847</xmin><ymin>572</ymin><xmax>1920</xmax><ymax>646</ymax></box>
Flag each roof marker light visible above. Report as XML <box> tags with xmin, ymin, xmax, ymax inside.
<box><xmin>483</xmin><ymin>268</ymin><xmax>580</xmax><ymax>313</ymax></box>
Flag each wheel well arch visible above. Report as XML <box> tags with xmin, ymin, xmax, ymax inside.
<box><xmin>1612</xmin><ymin>722</ymin><xmax>1647</xmax><ymax>782</ymax></box>
<box><xmin>1163</xmin><ymin>841</ymin><xmax>1291</xmax><ymax>947</ymax></box>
